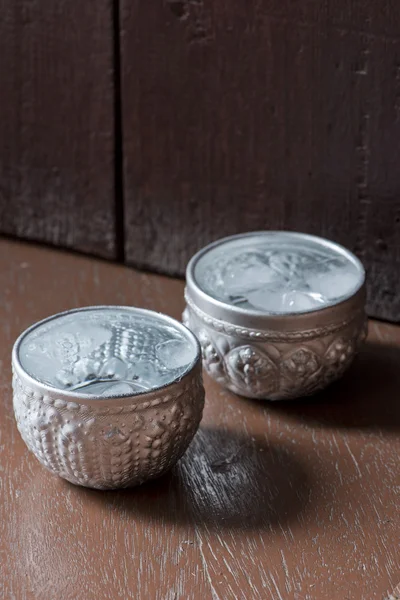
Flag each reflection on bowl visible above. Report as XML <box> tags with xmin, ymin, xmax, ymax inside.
<box><xmin>12</xmin><ymin>306</ymin><xmax>204</xmax><ymax>489</ymax></box>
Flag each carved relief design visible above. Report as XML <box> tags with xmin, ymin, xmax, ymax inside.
<box><xmin>12</xmin><ymin>370</ymin><xmax>204</xmax><ymax>489</ymax></box>
<box><xmin>226</xmin><ymin>345</ymin><xmax>279</xmax><ymax>397</ymax></box>
<box><xmin>184</xmin><ymin>304</ymin><xmax>367</xmax><ymax>400</ymax></box>
<box><xmin>322</xmin><ymin>336</ymin><xmax>357</xmax><ymax>385</ymax></box>
<box><xmin>281</xmin><ymin>347</ymin><xmax>322</xmax><ymax>398</ymax></box>
<box><xmin>197</xmin><ymin>329</ymin><xmax>227</xmax><ymax>386</ymax></box>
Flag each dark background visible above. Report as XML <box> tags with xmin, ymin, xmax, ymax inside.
<box><xmin>1</xmin><ymin>1</ymin><xmax>400</xmax><ymax>321</ymax></box>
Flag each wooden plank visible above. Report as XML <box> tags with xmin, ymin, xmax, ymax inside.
<box><xmin>1</xmin><ymin>239</ymin><xmax>399</xmax><ymax>599</ymax></box>
<box><xmin>120</xmin><ymin>0</ymin><xmax>400</xmax><ymax>321</ymax></box>
<box><xmin>0</xmin><ymin>0</ymin><xmax>117</xmax><ymax>258</ymax></box>
<box><xmin>0</xmin><ymin>240</ymin><xmax>210</xmax><ymax>600</ymax></box>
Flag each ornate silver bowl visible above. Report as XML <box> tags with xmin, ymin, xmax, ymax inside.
<box><xmin>184</xmin><ymin>232</ymin><xmax>367</xmax><ymax>400</ymax></box>
<box><xmin>12</xmin><ymin>306</ymin><xmax>204</xmax><ymax>489</ymax></box>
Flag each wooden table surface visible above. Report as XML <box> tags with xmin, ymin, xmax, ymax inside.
<box><xmin>0</xmin><ymin>239</ymin><xmax>399</xmax><ymax>600</ymax></box>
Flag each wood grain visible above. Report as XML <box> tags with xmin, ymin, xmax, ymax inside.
<box><xmin>120</xmin><ymin>0</ymin><xmax>400</xmax><ymax>321</ymax></box>
<box><xmin>0</xmin><ymin>239</ymin><xmax>399</xmax><ymax>599</ymax></box>
<box><xmin>0</xmin><ymin>0</ymin><xmax>116</xmax><ymax>258</ymax></box>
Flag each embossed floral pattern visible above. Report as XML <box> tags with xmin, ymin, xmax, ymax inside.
<box><xmin>197</xmin><ymin>329</ymin><xmax>228</xmax><ymax>386</ymax></box>
<box><xmin>322</xmin><ymin>336</ymin><xmax>358</xmax><ymax>385</ymax></box>
<box><xmin>185</xmin><ymin>303</ymin><xmax>367</xmax><ymax>400</ymax></box>
<box><xmin>226</xmin><ymin>345</ymin><xmax>279</xmax><ymax>397</ymax></box>
<box><xmin>12</xmin><ymin>369</ymin><xmax>204</xmax><ymax>489</ymax></box>
<box><xmin>325</xmin><ymin>337</ymin><xmax>354</xmax><ymax>367</ymax></box>
<box><xmin>281</xmin><ymin>348</ymin><xmax>323</xmax><ymax>397</ymax></box>
<box><xmin>282</xmin><ymin>348</ymin><xmax>319</xmax><ymax>377</ymax></box>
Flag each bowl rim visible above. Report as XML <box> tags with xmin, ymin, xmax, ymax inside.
<box><xmin>186</xmin><ymin>231</ymin><xmax>366</xmax><ymax>329</ymax></box>
<box><xmin>12</xmin><ymin>305</ymin><xmax>202</xmax><ymax>403</ymax></box>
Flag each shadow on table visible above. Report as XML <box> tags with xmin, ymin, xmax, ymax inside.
<box><xmin>264</xmin><ymin>341</ymin><xmax>400</xmax><ymax>431</ymax></box>
<box><xmin>78</xmin><ymin>425</ymin><xmax>314</xmax><ymax>531</ymax></box>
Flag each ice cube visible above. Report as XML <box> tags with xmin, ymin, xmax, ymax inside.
<box><xmin>247</xmin><ymin>287</ymin><xmax>282</xmax><ymax>312</ymax></box>
<box><xmin>283</xmin><ymin>291</ymin><xmax>326</xmax><ymax>311</ymax></box>
<box><xmin>98</xmin><ymin>357</ymin><xmax>128</xmax><ymax>380</ymax></box>
<box><xmin>156</xmin><ymin>339</ymin><xmax>195</xmax><ymax>370</ymax></box>
<box><xmin>225</xmin><ymin>265</ymin><xmax>280</xmax><ymax>296</ymax></box>
<box><xmin>307</xmin><ymin>270</ymin><xmax>359</xmax><ymax>300</ymax></box>
<box><xmin>71</xmin><ymin>380</ymin><xmax>140</xmax><ymax>396</ymax></box>
<box><xmin>247</xmin><ymin>287</ymin><xmax>326</xmax><ymax>313</ymax></box>
<box><xmin>99</xmin><ymin>381</ymin><xmax>144</xmax><ymax>396</ymax></box>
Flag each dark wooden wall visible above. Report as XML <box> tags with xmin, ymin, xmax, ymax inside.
<box><xmin>1</xmin><ymin>1</ymin><xmax>400</xmax><ymax>321</ymax></box>
<box><xmin>0</xmin><ymin>0</ymin><xmax>116</xmax><ymax>258</ymax></box>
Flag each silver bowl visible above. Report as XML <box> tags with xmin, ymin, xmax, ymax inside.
<box><xmin>12</xmin><ymin>306</ymin><xmax>204</xmax><ymax>489</ymax></box>
<box><xmin>184</xmin><ymin>232</ymin><xmax>367</xmax><ymax>400</ymax></box>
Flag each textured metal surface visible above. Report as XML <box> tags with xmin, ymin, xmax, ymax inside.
<box><xmin>186</xmin><ymin>232</ymin><xmax>365</xmax><ymax>328</ymax></box>
<box><xmin>185</xmin><ymin>233</ymin><xmax>367</xmax><ymax>400</ymax></box>
<box><xmin>191</xmin><ymin>231</ymin><xmax>364</xmax><ymax>313</ymax></box>
<box><xmin>12</xmin><ymin>307</ymin><xmax>204</xmax><ymax>489</ymax></box>
<box><xmin>16</xmin><ymin>306</ymin><xmax>199</xmax><ymax>395</ymax></box>
<box><xmin>2</xmin><ymin>240</ymin><xmax>400</xmax><ymax>600</ymax></box>
<box><xmin>184</xmin><ymin>300</ymin><xmax>367</xmax><ymax>400</ymax></box>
